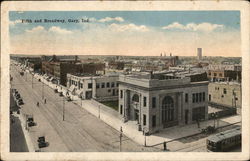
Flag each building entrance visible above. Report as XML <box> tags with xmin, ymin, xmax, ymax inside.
<box><xmin>134</xmin><ymin>109</ymin><xmax>139</xmax><ymax>123</ymax></box>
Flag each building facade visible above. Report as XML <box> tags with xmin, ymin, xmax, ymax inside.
<box><xmin>208</xmin><ymin>82</ymin><xmax>241</xmax><ymax>110</ymax></box>
<box><xmin>207</xmin><ymin>70</ymin><xmax>241</xmax><ymax>82</ymax></box>
<box><xmin>67</xmin><ymin>73</ymin><xmax>119</xmax><ymax>101</ymax></box>
<box><xmin>118</xmin><ymin>73</ymin><xmax>209</xmax><ymax>134</ymax></box>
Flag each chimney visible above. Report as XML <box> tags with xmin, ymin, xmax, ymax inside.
<box><xmin>150</xmin><ymin>71</ymin><xmax>153</xmax><ymax>79</ymax></box>
<box><xmin>75</xmin><ymin>55</ymin><xmax>78</xmax><ymax>62</ymax></box>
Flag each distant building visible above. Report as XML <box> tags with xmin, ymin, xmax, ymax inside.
<box><xmin>208</xmin><ymin>82</ymin><xmax>241</xmax><ymax>113</ymax></box>
<box><xmin>118</xmin><ymin>72</ymin><xmax>209</xmax><ymax>134</ymax></box>
<box><xmin>107</xmin><ymin>61</ymin><xmax>125</xmax><ymax>70</ymax></box>
<box><xmin>42</xmin><ymin>55</ymin><xmax>105</xmax><ymax>86</ymax></box>
<box><xmin>67</xmin><ymin>73</ymin><xmax>119</xmax><ymax>101</ymax></box>
<box><xmin>205</xmin><ymin>64</ymin><xmax>242</xmax><ymax>71</ymax></box>
<box><xmin>207</xmin><ymin>70</ymin><xmax>241</xmax><ymax>82</ymax></box>
<box><xmin>197</xmin><ymin>48</ymin><xmax>202</xmax><ymax>61</ymax></box>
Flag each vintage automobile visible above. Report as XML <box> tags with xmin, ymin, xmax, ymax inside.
<box><xmin>66</xmin><ymin>97</ymin><xmax>71</xmax><ymax>102</ymax></box>
<box><xmin>59</xmin><ymin>92</ymin><xmax>63</xmax><ymax>96</ymax></box>
<box><xmin>15</xmin><ymin>94</ymin><xmax>21</xmax><ymax>100</ymax></box>
<box><xmin>37</xmin><ymin>136</ymin><xmax>47</xmax><ymax>148</ymax></box>
<box><xmin>17</xmin><ymin>98</ymin><xmax>24</xmax><ymax>105</ymax></box>
<box><xmin>54</xmin><ymin>89</ymin><xmax>58</xmax><ymax>93</ymax></box>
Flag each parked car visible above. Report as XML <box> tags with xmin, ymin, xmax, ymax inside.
<box><xmin>54</xmin><ymin>89</ymin><xmax>58</xmax><ymax>93</ymax></box>
<box><xmin>59</xmin><ymin>92</ymin><xmax>63</xmax><ymax>96</ymax></box>
<box><xmin>14</xmin><ymin>92</ymin><xmax>19</xmax><ymax>96</ymax></box>
<box><xmin>17</xmin><ymin>98</ymin><xmax>24</xmax><ymax>105</ymax></box>
<box><xmin>15</xmin><ymin>94</ymin><xmax>21</xmax><ymax>100</ymax></box>
<box><xmin>37</xmin><ymin>136</ymin><xmax>47</xmax><ymax>148</ymax></box>
<box><xmin>66</xmin><ymin>97</ymin><xmax>71</xmax><ymax>102</ymax></box>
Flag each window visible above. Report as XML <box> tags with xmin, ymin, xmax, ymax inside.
<box><xmin>120</xmin><ymin>105</ymin><xmax>123</xmax><ymax>115</ymax></box>
<box><xmin>88</xmin><ymin>83</ymin><xmax>92</xmax><ymax>89</ymax></box>
<box><xmin>80</xmin><ymin>83</ymin><xmax>83</xmax><ymax>88</ymax></box>
<box><xmin>162</xmin><ymin>96</ymin><xmax>174</xmax><ymax>122</ymax></box>
<box><xmin>106</xmin><ymin>82</ymin><xmax>110</xmax><ymax>88</ymax></box>
<box><xmin>199</xmin><ymin>93</ymin><xmax>202</xmax><ymax>102</ymax></box>
<box><xmin>219</xmin><ymin>73</ymin><xmax>223</xmax><ymax>77</ymax></box>
<box><xmin>192</xmin><ymin>94</ymin><xmax>195</xmax><ymax>103</ymax></box>
<box><xmin>202</xmin><ymin>92</ymin><xmax>205</xmax><ymax>101</ymax></box>
<box><xmin>96</xmin><ymin>83</ymin><xmax>100</xmax><ymax>89</ymax></box>
<box><xmin>111</xmin><ymin>82</ymin><xmax>115</xmax><ymax>87</ymax></box>
<box><xmin>120</xmin><ymin>90</ymin><xmax>123</xmax><ymax>98</ymax></box>
<box><xmin>192</xmin><ymin>106</ymin><xmax>205</xmax><ymax>121</ymax></box>
<box><xmin>196</xmin><ymin>93</ymin><xmax>199</xmax><ymax>102</ymax></box>
<box><xmin>223</xmin><ymin>88</ymin><xmax>227</xmax><ymax>94</ymax></box>
<box><xmin>143</xmin><ymin>96</ymin><xmax>147</xmax><ymax>107</ymax></box>
<box><xmin>208</xmin><ymin>72</ymin><xmax>211</xmax><ymax>76</ymax></box>
<box><xmin>214</xmin><ymin>73</ymin><xmax>217</xmax><ymax>77</ymax></box>
<box><xmin>101</xmin><ymin>83</ymin><xmax>105</xmax><ymax>88</ymax></box>
<box><xmin>209</xmin><ymin>94</ymin><xmax>211</xmax><ymax>101</ymax></box>
<box><xmin>116</xmin><ymin>83</ymin><xmax>119</xmax><ymax>87</ymax></box>
<box><xmin>108</xmin><ymin>89</ymin><xmax>111</xmax><ymax>93</ymax></box>
<box><xmin>143</xmin><ymin>114</ymin><xmax>146</xmax><ymax>125</ymax></box>
<box><xmin>152</xmin><ymin>97</ymin><xmax>156</xmax><ymax>108</ymax></box>
<box><xmin>132</xmin><ymin>94</ymin><xmax>139</xmax><ymax>102</ymax></box>
<box><xmin>152</xmin><ymin>115</ymin><xmax>156</xmax><ymax>127</ymax></box>
<box><xmin>185</xmin><ymin>93</ymin><xmax>188</xmax><ymax>103</ymax></box>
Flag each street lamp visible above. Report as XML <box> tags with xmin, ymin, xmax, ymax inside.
<box><xmin>143</xmin><ymin>127</ymin><xmax>147</xmax><ymax>147</ymax></box>
<box><xmin>119</xmin><ymin>126</ymin><xmax>123</xmax><ymax>152</ymax></box>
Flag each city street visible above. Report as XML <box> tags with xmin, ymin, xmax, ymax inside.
<box><xmin>10</xmin><ymin>63</ymin><xmax>158</xmax><ymax>152</ymax></box>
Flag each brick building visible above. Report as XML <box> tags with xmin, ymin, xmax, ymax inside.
<box><xmin>42</xmin><ymin>55</ymin><xmax>105</xmax><ymax>86</ymax></box>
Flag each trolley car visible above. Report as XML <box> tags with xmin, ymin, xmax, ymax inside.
<box><xmin>207</xmin><ymin>127</ymin><xmax>241</xmax><ymax>152</ymax></box>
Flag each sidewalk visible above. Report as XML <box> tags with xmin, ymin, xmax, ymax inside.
<box><xmin>14</xmin><ymin>112</ymin><xmax>36</xmax><ymax>152</ymax></box>
<box><xmin>78</xmin><ymin>100</ymin><xmax>241</xmax><ymax>146</ymax></box>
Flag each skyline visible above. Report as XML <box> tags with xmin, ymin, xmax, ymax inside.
<box><xmin>9</xmin><ymin>11</ymin><xmax>241</xmax><ymax>57</ymax></box>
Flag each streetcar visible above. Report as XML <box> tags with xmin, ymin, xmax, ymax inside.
<box><xmin>207</xmin><ymin>127</ymin><xmax>241</xmax><ymax>152</ymax></box>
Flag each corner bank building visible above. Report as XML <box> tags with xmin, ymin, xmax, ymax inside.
<box><xmin>118</xmin><ymin>72</ymin><xmax>209</xmax><ymax>134</ymax></box>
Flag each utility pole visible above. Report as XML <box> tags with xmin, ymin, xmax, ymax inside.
<box><xmin>32</xmin><ymin>75</ymin><xmax>33</xmax><ymax>88</ymax></box>
<box><xmin>143</xmin><ymin>127</ymin><xmax>147</xmax><ymax>147</ymax></box>
<box><xmin>42</xmin><ymin>81</ymin><xmax>44</xmax><ymax>99</ymax></box>
<box><xmin>119</xmin><ymin>126</ymin><xmax>123</xmax><ymax>152</ymax></box>
<box><xmin>98</xmin><ymin>105</ymin><xmax>100</xmax><ymax>118</ymax></box>
<box><xmin>63</xmin><ymin>97</ymin><xmax>65</xmax><ymax>121</ymax></box>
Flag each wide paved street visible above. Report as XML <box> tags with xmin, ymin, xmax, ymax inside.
<box><xmin>10</xmin><ymin>63</ymin><xmax>158</xmax><ymax>152</ymax></box>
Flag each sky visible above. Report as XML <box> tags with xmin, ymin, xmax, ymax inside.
<box><xmin>9</xmin><ymin>11</ymin><xmax>241</xmax><ymax>57</ymax></box>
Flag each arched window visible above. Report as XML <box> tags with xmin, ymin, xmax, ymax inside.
<box><xmin>162</xmin><ymin>96</ymin><xmax>174</xmax><ymax>123</ymax></box>
<box><xmin>132</xmin><ymin>94</ymin><xmax>139</xmax><ymax>102</ymax></box>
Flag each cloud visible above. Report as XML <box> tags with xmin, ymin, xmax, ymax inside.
<box><xmin>109</xmin><ymin>23</ymin><xmax>149</xmax><ymax>32</ymax></box>
<box><xmin>25</xmin><ymin>26</ymin><xmax>72</xmax><ymax>34</ymax></box>
<box><xmin>99</xmin><ymin>17</ymin><xmax>124</xmax><ymax>23</ymax></box>
<box><xmin>162</xmin><ymin>22</ymin><xmax>224</xmax><ymax>32</ymax></box>
<box><xmin>9</xmin><ymin>19</ymin><xmax>23</xmax><ymax>26</ymax></box>
<box><xmin>48</xmin><ymin>26</ymin><xmax>73</xmax><ymax>34</ymax></box>
<box><xmin>26</xmin><ymin>26</ymin><xmax>45</xmax><ymax>33</ymax></box>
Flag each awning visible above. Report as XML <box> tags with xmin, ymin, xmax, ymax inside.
<box><xmin>76</xmin><ymin>89</ymin><xmax>83</xmax><ymax>96</ymax></box>
<box><xmin>68</xmin><ymin>85</ymin><xmax>76</xmax><ymax>93</ymax></box>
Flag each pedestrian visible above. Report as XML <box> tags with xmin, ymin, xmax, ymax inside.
<box><xmin>37</xmin><ymin>102</ymin><xmax>39</xmax><ymax>107</ymax></box>
<box><xmin>44</xmin><ymin>98</ymin><xmax>46</xmax><ymax>104</ymax></box>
